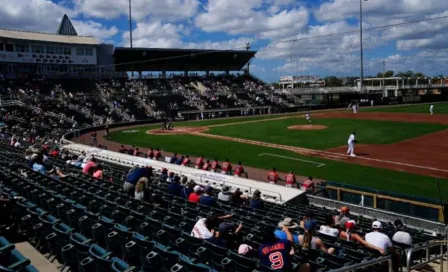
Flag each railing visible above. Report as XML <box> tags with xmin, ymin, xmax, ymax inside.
<box><xmin>329</xmin><ymin>255</ymin><xmax>392</xmax><ymax>272</ymax></box>
<box><xmin>406</xmin><ymin>240</ymin><xmax>445</xmax><ymax>272</ymax></box>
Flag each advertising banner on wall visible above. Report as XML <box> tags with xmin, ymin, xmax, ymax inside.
<box><xmin>0</xmin><ymin>51</ymin><xmax>96</xmax><ymax>65</ymax></box>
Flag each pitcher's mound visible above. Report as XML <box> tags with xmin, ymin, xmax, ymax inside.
<box><xmin>147</xmin><ymin>126</ymin><xmax>208</xmax><ymax>135</ymax></box>
<box><xmin>288</xmin><ymin>125</ymin><xmax>328</xmax><ymax>131</ymax></box>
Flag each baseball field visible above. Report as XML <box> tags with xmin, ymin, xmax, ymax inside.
<box><xmin>96</xmin><ymin>102</ymin><xmax>448</xmax><ymax>201</ymax></box>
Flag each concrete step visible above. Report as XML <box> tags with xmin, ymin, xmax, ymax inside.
<box><xmin>14</xmin><ymin>242</ymin><xmax>60</xmax><ymax>272</ymax></box>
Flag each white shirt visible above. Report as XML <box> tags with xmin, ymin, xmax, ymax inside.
<box><xmin>319</xmin><ymin>225</ymin><xmax>339</xmax><ymax>237</ymax></box>
<box><xmin>191</xmin><ymin>218</ymin><xmax>213</xmax><ymax>239</ymax></box>
<box><xmin>392</xmin><ymin>231</ymin><xmax>412</xmax><ymax>246</ymax></box>
<box><xmin>430</xmin><ymin>105</ymin><xmax>434</xmax><ymax>110</ymax></box>
<box><xmin>365</xmin><ymin>231</ymin><xmax>393</xmax><ymax>251</ymax></box>
<box><xmin>348</xmin><ymin>134</ymin><xmax>355</xmax><ymax>145</ymax></box>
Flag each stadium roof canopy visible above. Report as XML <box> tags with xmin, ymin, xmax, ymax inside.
<box><xmin>0</xmin><ymin>14</ymin><xmax>98</xmax><ymax>45</ymax></box>
<box><xmin>113</xmin><ymin>47</ymin><xmax>257</xmax><ymax>72</ymax></box>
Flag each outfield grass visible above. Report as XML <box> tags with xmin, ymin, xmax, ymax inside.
<box><xmin>365</xmin><ymin>102</ymin><xmax>448</xmax><ymax>114</ymax></box>
<box><xmin>109</xmin><ymin>129</ymin><xmax>448</xmax><ymax>201</ymax></box>
<box><xmin>207</xmin><ymin>118</ymin><xmax>447</xmax><ymax>150</ymax></box>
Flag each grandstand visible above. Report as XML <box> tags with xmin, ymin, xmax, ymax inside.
<box><xmin>0</xmin><ymin>14</ymin><xmax>446</xmax><ymax>272</ymax></box>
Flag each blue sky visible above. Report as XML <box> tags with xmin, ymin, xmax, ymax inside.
<box><xmin>0</xmin><ymin>0</ymin><xmax>447</xmax><ymax>82</ymax></box>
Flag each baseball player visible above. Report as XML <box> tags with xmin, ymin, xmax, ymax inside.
<box><xmin>430</xmin><ymin>104</ymin><xmax>434</xmax><ymax>115</ymax></box>
<box><xmin>305</xmin><ymin>113</ymin><xmax>311</xmax><ymax>125</ymax></box>
<box><xmin>347</xmin><ymin>132</ymin><xmax>356</xmax><ymax>157</ymax></box>
<box><xmin>352</xmin><ymin>103</ymin><xmax>358</xmax><ymax>114</ymax></box>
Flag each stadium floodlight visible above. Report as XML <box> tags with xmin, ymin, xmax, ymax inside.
<box><xmin>129</xmin><ymin>0</ymin><xmax>133</xmax><ymax>48</ymax></box>
<box><xmin>359</xmin><ymin>0</ymin><xmax>368</xmax><ymax>93</ymax></box>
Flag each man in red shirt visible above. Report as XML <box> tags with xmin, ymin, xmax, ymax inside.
<box><xmin>267</xmin><ymin>168</ymin><xmax>280</xmax><ymax>184</ymax></box>
<box><xmin>202</xmin><ymin>160</ymin><xmax>211</xmax><ymax>171</ymax></box>
<box><xmin>211</xmin><ymin>158</ymin><xmax>221</xmax><ymax>173</ymax></box>
<box><xmin>195</xmin><ymin>155</ymin><xmax>204</xmax><ymax>169</ymax></box>
<box><xmin>154</xmin><ymin>148</ymin><xmax>162</xmax><ymax>160</ymax></box>
<box><xmin>182</xmin><ymin>155</ymin><xmax>190</xmax><ymax>166</ymax></box>
<box><xmin>221</xmin><ymin>159</ymin><xmax>232</xmax><ymax>175</ymax></box>
<box><xmin>188</xmin><ymin>185</ymin><xmax>202</xmax><ymax>203</ymax></box>
<box><xmin>301</xmin><ymin>176</ymin><xmax>315</xmax><ymax>192</ymax></box>
<box><xmin>234</xmin><ymin>161</ymin><xmax>245</xmax><ymax>177</ymax></box>
<box><xmin>285</xmin><ymin>171</ymin><xmax>297</xmax><ymax>188</ymax></box>
<box><xmin>147</xmin><ymin>148</ymin><xmax>154</xmax><ymax>159</ymax></box>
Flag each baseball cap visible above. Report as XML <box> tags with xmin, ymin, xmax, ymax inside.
<box><xmin>345</xmin><ymin>220</ymin><xmax>356</xmax><ymax>230</ymax></box>
<box><xmin>394</xmin><ymin>219</ymin><xmax>404</xmax><ymax>229</ymax></box>
<box><xmin>278</xmin><ymin>218</ymin><xmax>298</xmax><ymax>229</ymax></box>
<box><xmin>372</xmin><ymin>221</ymin><xmax>382</xmax><ymax>229</ymax></box>
<box><xmin>238</xmin><ymin>244</ymin><xmax>253</xmax><ymax>255</ymax></box>
<box><xmin>193</xmin><ymin>185</ymin><xmax>202</xmax><ymax>193</ymax></box>
<box><xmin>304</xmin><ymin>220</ymin><xmax>317</xmax><ymax>230</ymax></box>
<box><xmin>204</xmin><ymin>185</ymin><xmax>213</xmax><ymax>193</ymax></box>
<box><xmin>221</xmin><ymin>185</ymin><xmax>230</xmax><ymax>193</ymax></box>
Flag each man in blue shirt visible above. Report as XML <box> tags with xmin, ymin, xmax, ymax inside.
<box><xmin>250</xmin><ymin>190</ymin><xmax>264</xmax><ymax>210</ymax></box>
<box><xmin>169</xmin><ymin>153</ymin><xmax>178</xmax><ymax>164</ymax></box>
<box><xmin>176</xmin><ymin>155</ymin><xmax>184</xmax><ymax>165</ymax></box>
<box><xmin>199</xmin><ymin>185</ymin><xmax>216</xmax><ymax>207</ymax></box>
<box><xmin>123</xmin><ymin>166</ymin><xmax>152</xmax><ymax>194</ymax></box>
<box><xmin>167</xmin><ymin>178</ymin><xmax>182</xmax><ymax>196</ymax></box>
<box><xmin>275</xmin><ymin>218</ymin><xmax>299</xmax><ymax>244</ymax></box>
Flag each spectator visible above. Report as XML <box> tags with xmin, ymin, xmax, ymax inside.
<box><xmin>365</xmin><ymin>221</ymin><xmax>395</xmax><ymax>253</ymax></box>
<box><xmin>336</xmin><ymin>206</ymin><xmax>351</xmax><ymax>228</ymax></box>
<box><xmin>135</xmin><ymin>179</ymin><xmax>146</xmax><ymax>201</ymax></box>
<box><xmin>31</xmin><ymin>153</ymin><xmax>47</xmax><ymax>175</ymax></box>
<box><xmin>188</xmin><ymin>185</ymin><xmax>202</xmax><ymax>203</ymax></box>
<box><xmin>147</xmin><ymin>148</ymin><xmax>154</xmax><ymax>159</ymax></box>
<box><xmin>234</xmin><ymin>161</ymin><xmax>245</xmax><ymax>177</ymax></box>
<box><xmin>123</xmin><ymin>166</ymin><xmax>152</xmax><ymax>194</ymax></box>
<box><xmin>211</xmin><ymin>158</ymin><xmax>221</xmax><ymax>173</ymax></box>
<box><xmin>275</xmin><ymin>218</ymin><xmax>299</xmax><ymax>243</ymax></box>
<box><xmin>92</xmin><ymin>164</ymin><xmax>104</xmax><ymax>179</ymax></box>
<box><xmin>200</xmin><ymin>185</ymin><xmax>216</xmax><ymax>207</ymax></box>
<box><xmin>169</xmin><ymin>153</ymin><xmax>178</xmax><ymax>164</ymax></box>
<box><xmin>218</xmin><ymin>185</ymin><xmax>232</xmax><ymax>202</ymax></box>
<box><xmin>118</xmin><ymin>145</ymin><xmax>126</xmax><ymax>153</ymax></box>
<box><xmin>267</xmin><ymin>168</ymin><xmax>280</xmax><ymax>184</ymax></box>
<box><xmin>392</xmin><ymin>219</ymin><xmax>412</xmax><ymax>246</ymax></box>
<box><xmin>167</xmin><ymin>177</ymin><xmax>182</xmax><ymax>196</ymax></box>
<box><xmin>238</xmin><ymin>244</ymin><xmax>255</xmax><ymax>257</ymax></box>
<box><xmin>90</xmin><ymin>131</ymin><xmax>97</xmax><ymax>146</ymax></box>
<box><xmin>195</xmin><ymin>155</ymin><xmax>204</xmax><ymax>169</ymax></box>
<box><xmin>250</xmin><ymin>190</ymin><xmax>264</xmax><ymax>210</ymax></box>
<box><xmin>300</xmin><ymin>212</ymin><xmax>315</xmax><ymax>229</ymax></box>
<box><xmin>133</xmin><ymin>147</ymin><xmax>140</xmax><ymax>156</ymax></box>
<box><xmin>232</xmin><ymin>188</ymin><xmax>243</xmax><ymax>204</ymax></box>
<box><xmin>258</xmin><ymin>226</ymin><xmax>310</xmax><ymax>272</ymax></box>
<box><xmin>154</xmin><ymin>148</ymin><xmax>162</xmax><ymax>160</ymax></box>
<box><xmin>181</xmin><ymin>155</ymin><xmax>190</xmax><ymax>166</ymax></box>
<box><xmin>340</xmin><ymin>220</ymin><xmax>385</xmax><ymax>255</ymax></box>
<box><xmin>176</xmin><ymin>155</ymin><xmax>184</xmax><ymax>165</ymax></box>
<box><xmin>82</xmin><ymin>157</ymin><xmax>96</xmax><ymax>175</ymax></box>
<box><xmin>167</xmin><ymin>172</ymin><xmax>175</xmax><ymax>183</ymax></box>
<box><xmin>202</xmin><ymin>160</ymin><xmax>211</xmax><ymax>171</ymax></box>
<box><xmin>159</xmin><ymin>168</ymin><xmax>168</xmax><ymax>182</ymax></box>
<box><xmin>319</xmin><ymin>214</ymin><xmax>339</xmax><ymax>238</ymax></box>
<box><xmin>180</xmin><ymin>180</ymin><xmax>194</xmax><ymax>199</ymax></box>
<box><xmin>299</xmin><ymin>220</ymin><xmax>334</xmax><ymax>254</ymax></box>
<box><xmin>128</xmin><ymin>145</ymin><xmax>135</xmax><ymax>155</ymax></box>
<box><xmin>191</xmin><ymin>214</ymin><xmax>233</xmax><ymax>239</ymax></box>
<box><xmin>301</xmin><ymin>176</ymin><xmax>315</xmax><ymax>192</ymax></box>
<box><xmin>285</xmin><ymin>171</ymin><xmax>297</xmax><ymax>188</ymax></box>
<box><xmin>207</xmin><ymin>222</ymin><xmax>243</xmax><ymax>249</ymax></box>
<box><xmin>221</xmin><ymin>159</ymin><xmax>232</xmax><ymax>175</ymax></box>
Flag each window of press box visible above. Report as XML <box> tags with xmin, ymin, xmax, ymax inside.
<box><xmin>76</xmin><ymin>47</ymin><xmax>85</xmax><ymax>56</ymax></box>
<box><xmin>0</xmin><ymin>44</ymin><xmax>4</xmax><ymax>51</ymax></box>
<box><xmin>5</xmin><ymin>44</ymin><xmax>14</xmax><ymax>52</ymax></box>
<box><xmin>15</xmin><ymin>44</ymin><xmax>29</xmax><ymax>53</ymax></box>
<box><xmin>63</xmin><ymin>47</ymin><xmax>71</xmax><ymax>55</ymax></box>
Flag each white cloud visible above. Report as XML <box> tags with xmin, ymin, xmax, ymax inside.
<box><xmin>72</xmin><ymin>20</ymin><xmax>119</xmax><ymax>41</ymax></box>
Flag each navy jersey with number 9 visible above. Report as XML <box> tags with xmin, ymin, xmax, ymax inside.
<box><xmin>258</xmin><ymin>239</ymin><xmax>292</xmax><ymax>271</ymax></box>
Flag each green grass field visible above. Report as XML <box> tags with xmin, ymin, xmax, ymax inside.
<box><xmin>365</xmin><ymin>102</ymin><xmax>448</xmax><ymax>114</ymax></box>
<box><xmin>109</xmin><ymin>113</ymin><xmax>448</xmax><ymax>201</ymax></box>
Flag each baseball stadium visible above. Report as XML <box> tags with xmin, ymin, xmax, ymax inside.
<box><xmin>0</xmin><ymin>7</ymin><xmax>448</xmax><ymax>272</ymax></box>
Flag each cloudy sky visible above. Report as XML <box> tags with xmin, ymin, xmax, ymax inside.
<box><xmin>0</xmin><ymin>0</ymin><xmax>447</xmax><ymax>81</ymax></box>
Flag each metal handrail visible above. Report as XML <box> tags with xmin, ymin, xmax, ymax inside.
<box><xmin>406</xmin><ymin>240</ymin><xmax>445</xmax><ymax>272</ymax></box>
<box><xmin>329</xmin><ymin>255</ymin><xmax>392</xmax><ymax>272</ymax></box>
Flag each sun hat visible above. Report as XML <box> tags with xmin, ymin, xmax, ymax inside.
<box><xmin>278</xmin><ymin>218</ymin><xmax>298</xmax><ymax>229</ymax></box>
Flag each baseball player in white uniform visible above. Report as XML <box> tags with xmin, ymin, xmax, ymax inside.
<box><xmin>352</xmin><ymin>104</ymin><xmax>358</xmax><ymax>114</ymax></box>
<box><xmin>305</xmin><ymin>113</ymin><xmax>311</xmax><ymax>125</ymax></box>
<box><xmin>430</xmin><ymin>104</ymin><xmax>434</xmax><ymax>115</ymax></box>
<box><xmin>347</xmin><ymin>132</ymin><xmax>356</xmax><ymax>157</ymax></box>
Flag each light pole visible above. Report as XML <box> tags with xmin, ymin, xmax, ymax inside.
<box><xmin>129</xmin><ymin>0</ymin><xmax>133</xmax><ymax>48</ymax></box>
<box><xmin>359</xmin><ymin>0</ymin><xmax>367</xmax><ymax>92</ymax></box>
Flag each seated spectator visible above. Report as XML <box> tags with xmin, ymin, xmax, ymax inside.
<box><xmin>31</xmin><ymin>153</ymin><xmax>47</xmax><ymax>175</ymax></box>
<box><xmin>135</xmin><ymin>179</ymin><xmax>146</xmax><ymax>201</ymax></box>
<box><xmin>202</xmin><ymin>160</ymin><xmax>211</xmax><ymax>171</ymax></box>
<box><xmin>301</xmin><ymin>176</ymin><xmax>315</xmax><ymax>192</ymax></box>
<box><xmin>158</xmin><ymin>168</ymin><xmax>168</xmax><ymax>182</ymax></box>
<box><xmin>207</xmin><ymin>222</ymin><xmax>243</xmax><ymax>250</ymax></box>
<box><xmin>118</xmin><ymin>145</ymin><xmax>126</xmax><ymax>153</ymax></box>
<box><xmin>221</xmin><ymin>159</ymin><xmax>232</xmax><ymax>174</ymax></box>
<box><xmin>250</xmin><ymin>190</ymin><xmax>264</xmax><ymax>210</ymax></box>
<box><xmin>167</xmin><ymin>177</ymin><xmax>182</xmax><ymax>196</ymax></box>
<box><xmin>275</xmin><ymin>218</ymin><xmax>299</xmax><ymax>243</ymax></box>
<box><xmin>300</xmin><ymin>212</ymin><xmax>315</xmax><ymax>230</ymax></box>
<box><xmin>392</xmin><ymin>219</ymin><xmax>412</xmax><ymax>246</ymax></box>
<box><xmin>267</xmin><ymin>167</ymin><xmax>280</xmax><ymax>184</ymax></box>
<box><xmin>258</xmin><ymin>225</ymin><xmax>310</xmax><ymax>272</ymax></box>
<box><xmin>180</xmin><ymin>180</ymin><xmax>194</xmax><ymax>199</ymax></box>
<box><xmin>181</xmin><ymin>155</ymin><xmax>190</xmax><ymax>166</ymax></box>
<box><xmin>176</xmin><ymin>155</ymin><xmax>185</xmax><ymax>165</ymax></box>
<box><xmin>49</xmin><ymin>147</ymin><xmax>60</xmax><ymax>157</ymax></box>
<box><xmin>299</xmin><ymin>220</ymin><xmax>334</xmax><ymax>254</ymax></box>
<box><xmin>319</xmin><ymin>214</ymin><xmax>340</xmax><ymax>238</ymax></box>
<box><xmin>238</xmin><ymin>244</ymin><xmax>256</xmax><ymax>258</ymax></box>
<box><xmin>169</xmin><ymin>153</ymin><xmax>178</xmax><ymax>164</ymax></box>
<box><xmin>47</xmin><ymin>165</ymin><xmax>69</xmax><ymax>180</ymax></box>
<box><xmin>82</xmin><ymin>157</ymin><xmax>96</xmax><ymax>175</ymax></box>
<box><xmin>218</xmin><ymin>185</ymin><xmax>232</xmax><ymax>202</ymax></box>
<box><xmin>92</xmin><ymin>164</ymin><xmax>103</xmax><ymax>179</ymax></box>
<box><xmin>200</xmin><ymin>185</ymin><xmax>216</xmax><ymax>207</ymax></box>
<box><xmin>340</xmin><ymin>220</ymin><xmax>385</xmax><ymax>255</ymax></box>
<box><xmin>189</xmin><ymin>185</ymin><xmax>202</xmax><ymax>203</ymax></box>
<box><xmin>124</xmin><ymin>166</ymin><xmax>152</xmax><ymax>194</ymax></box>
<box><xmin>167</xmin><ymin>172</ymin><xmax>175</xmax><ymax>183</ymax></box>
<box><xmin>365</xmin><ymin>221</ymin><xmax>395</xmax><ymax>253</ymax></box>
<box><xmin>195</xmin><ymin>155</ymin><xmax>204</xmax><ymax>169</ymax></box>
<box><xmin>154</xmin><ymin>148</ymin><xmax>162</xmax><ymax>160</ymax></box>
<box><xmin>147</xmin><ymin>148</ymin><xmax>154</xmax><ymax>159</ymax></box>
<box><xmin>234</xmin><ymin>161</ymin><xmax>245</xmax><ymax>177</ymax></box>
<box><xmin>285</xmin><ymin>171</ymin><xmax>297</xmax><ymax>188</ymax></box>
<box><xmin>191</xmin><ymin>214</ymin><xmax>233</xmax><ymax>239</ymax></box>
<box><xmin>233</xmin><ymin>188</ymin><xmax>243</xmax><ymax>204</ymax></box>
<box><xmin>133</xmin><ymin>147</ymin><xmax>140</xmax><ymax>156</ymax></box>
<box><xmin>128</xmin><ymin>145</ymin><xmax>135</xmax><ymax>155</ymax></box>
<box><xmin>336</xmin><ymin>206</ymin><xmax>351</xmax><ymax>228</ymax></box>
<box><xmin>211</xmin><ymin>158</ymin><xmax>221</xmax><ymax>172</ymax></box>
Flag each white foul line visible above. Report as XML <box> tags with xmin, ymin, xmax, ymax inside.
<box><xmin>259</xmin><ymin>153</ymin><xmax>326</xmax><ymax>167</ymax></box>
